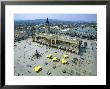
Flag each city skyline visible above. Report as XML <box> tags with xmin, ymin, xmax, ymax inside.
<box><xmin>14</xmin><ymin>14</ymin><xmax>97</xmax><ymax>22</ymax></box>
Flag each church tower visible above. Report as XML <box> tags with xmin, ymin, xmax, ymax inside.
<box><xmin>45</xmin><ymin>18</ymin><xmax>50</xmax><ymax>33</ymax></box>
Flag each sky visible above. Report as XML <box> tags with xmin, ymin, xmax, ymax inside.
<box><xmin>14</xmin><ymin>14</ymin><xmax>97</xmax><ymax>22</ymax></box>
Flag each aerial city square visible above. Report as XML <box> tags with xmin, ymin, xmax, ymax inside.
<box><xmin>14</xmin><ymin>14</ymin><xmax>97</xmax><ymax>76</ymax></box>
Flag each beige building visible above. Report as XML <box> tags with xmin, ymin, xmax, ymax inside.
<box><xmin>33</xmin><ymin>33</ymin><xmax>80</xmax><ymax>54</ymax></box>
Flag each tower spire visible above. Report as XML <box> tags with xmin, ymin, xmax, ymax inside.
<box><xmin>46</xmin><ymin>18</ymin><xmax>49</xmax><ymax>24</ymax></box>
<box><xmin>45</xmin><ymin>18</ymin><xmax>50</xmax><ymax>33</ymax></box>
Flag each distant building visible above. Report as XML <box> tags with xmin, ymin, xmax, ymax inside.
<box><xmin>14</xmin><ymin>30</ymin><xmax>28</xmax><ymax>41</ymax></box>
<box><xmin>45</xmin><ymin>18</ymin><xmax>50</xmax><ymax>33</ymax></box>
